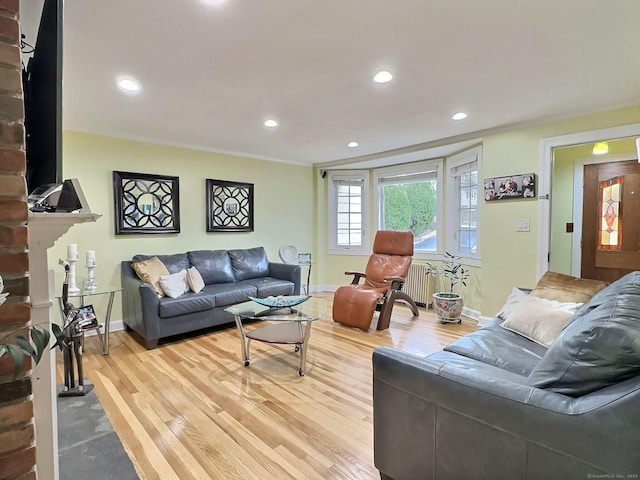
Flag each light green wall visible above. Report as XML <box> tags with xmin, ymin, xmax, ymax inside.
<box><xmin>550</xmin><ymin>138</ymin><xmax>639</xmax><ymax>274</ymax></box>
<box><xmin>54</xmin><ymin>105</ymin><xmax>640</xmax><ymax>324</ymax></box>
<box><xmin>317</xmin><ymin>105</ymin><xmax>640</xmax><ymax>319</ymax></box>
<box><xmin>52</xmin><ymin>131</ymin><xmax>315</xmax><ymax>322</ymax></box>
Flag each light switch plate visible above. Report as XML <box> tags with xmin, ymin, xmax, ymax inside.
<box><xmin>517</xmin><ymin>218</ymin><xmax>530</xmax><ymax>232</ymax></box>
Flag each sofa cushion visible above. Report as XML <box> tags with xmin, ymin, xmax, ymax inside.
<box><xmin>159</xmin><ymin>269</ymin><xmax>189</xmax><ymax>299</ymax></box>
<box><xmin>501</xmin><ymin>295</ymin><xmax>575</xmax><ymax>347</ymax></box>
<box><xmin>186</xmin><ymin>266</ymin><xmax>205</xmax><ymax>293</ymax></box>
<box><xmin>229</xmin><ymin>247</ymin><xmax>269</xmax><ymax>281</ymax></box>
<box><xmin>158</xmin><ymin>292</ymin><xmax>216</xmax><ymax>318</ymax></box>
<box><xmin>131</xmin><ymin>256</ymin><xmax>170</xmax><ymax>298</ymax></box>
<box><xmin>202</xmin><ymin>283</ymin><xmax>257</xmax><ymax>307</ymax></box>
<box><xmin>132</xmin><ymin>253</ymin><xmax>189</xmax><ymax>274</ymax></box>
<box><xmin>530</xmin><ymin>271</ymin><xmax>609</xmax><ymax>304</ymax></box>
<box><xmin>444</xmin><ymin>322</ymin><xmax>548</xmax><ymax>376</ymax></box>
<box><xmin>187</xmin><ymin>250</ymin><xmax>235</xmax><ymax>284</ymax></box>
<box><xmin>527</xmin><ymin>271</ymin><xmax>640</xmax><ymax>396</ymax></box>
<box><xmin>243</xmin><ymin>277</ymin><xmax>295</xmax><ymax>298</ymax></box>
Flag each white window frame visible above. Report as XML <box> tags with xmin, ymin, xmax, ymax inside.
<box><xmin>327</xmin><ymin>170</ymin><xmax>370</xmax><ymax>255</ymax></box>
<box><xmin>446</xmin><ymin>146</ymin><xmax>482</xmax><ymax>266</ymax></box>
<box><xmin>373</xmin><ymin>159</ymin><xmax>444</xmax><ymax>260</ymax></box>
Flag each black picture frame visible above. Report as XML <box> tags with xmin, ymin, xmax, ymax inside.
<box><xmin>206</xmin><ymin>179</ymin><xmax>254</xmax><ymax>232</ymax></box>
<box><xmin>113</xmin><ymin>171</ymin><xmax>181</xmax><ymax>235</ymax></box>
<box><xmin>484</xmin><ymin>172</ymin><xmax>536</xmax><ymax>201</ymax></box>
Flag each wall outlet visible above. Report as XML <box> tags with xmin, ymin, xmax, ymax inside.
<box><xmin>517</xmin><ymin>218</ymin><xmax>530</xmax><ymax>232</ymax></box>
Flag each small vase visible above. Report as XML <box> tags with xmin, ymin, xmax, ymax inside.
<box><xmin>432</xmin><ymin>292</ymin><xmax>464</xmax><ymax>324</ymax></box>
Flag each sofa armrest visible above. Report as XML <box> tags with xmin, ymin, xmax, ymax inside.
<box><xmin>373</xmin><ymin>347</ymin><xmax>640</xmax><ymax>479</ymax></box>
<box><xmin>121</xmin><ymin>261</ymin><xmax>161</xmax><ymax>344</ymax></box>
<box><xmin>268</xmin><ymin>262</ymin><xmax>301</xmax><ymax>294</ymax></box>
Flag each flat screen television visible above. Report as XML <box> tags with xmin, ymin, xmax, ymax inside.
<box><xmin>22</xmin><ymin>0</ymin><xmax>63</xmax><ymax>194</ymax></box>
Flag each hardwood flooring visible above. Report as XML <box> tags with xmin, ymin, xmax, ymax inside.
<box><xmin>60</xmin><ymin>294</ymin><xmax>478</xmax><ymax>480</ymax></box>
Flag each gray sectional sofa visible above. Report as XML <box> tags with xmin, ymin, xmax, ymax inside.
<box><xmin>121</xmin><ymin>247</ymin><xmax>301</xmax><ymax>349</ymax></box>
<box><xmin>373</xmin><ymin>271</ymin><xmax>640</xmax><ymax>480</ymax></box>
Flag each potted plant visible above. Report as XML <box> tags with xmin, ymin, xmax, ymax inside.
<box><xmin>0</xmin><ymin>275</ymin><xmax>52</xmax><ymax>378</ymax></box>
<box><xmin>425</xmin><ymin>252</ymin><xmax>470</xmax><ymax>324</ymax></box>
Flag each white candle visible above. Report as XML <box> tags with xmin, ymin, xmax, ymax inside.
<box><xmin>86</xmin><ymin>250</ymin><xmax>96</xmax><ymax>266</ymax></box>
<box><xmin>67</xmin><ymin>243</ymin><xmax>78</xmax><ymax>260</ymax></box>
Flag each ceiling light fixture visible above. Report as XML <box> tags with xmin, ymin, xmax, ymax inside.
<box><xmin>592</xmin><ymin>141</ymin><xmax>609</xmax><ymax>155</ymax></box>
<box><xmin>200</xmin><ymin>0</ymin><xmax>228</xmax><ymax>6</ymax></box>
<box><xmin>264</xmin><ymin>119</ymin><xmax>278</xmax><ymax>128</ymax></box>
<box><xmin>451</xmin><ymin>112</ymin><xmax>468</xmax><ymax>121</ymax></box>
<box><xmin>347</xmin><ymin>141</ymin><xmax>359</xmax><ymax>148</ymax></box>
<box><xmin>116</xmin><ymin>77</ymin><xmax>141</xmax><ymax>94</ymax></box>
<box><xmin>373</xmin><ymin>70</ymin><xmax>393</xmax><ymax>84</ymax></box>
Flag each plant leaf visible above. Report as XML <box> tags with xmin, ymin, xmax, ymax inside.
<box><xmin>15</xmin><ymin>335</ymin><xmax>36</xmax><ymax>359</ymax></box>
<box><xmin>30</xmin><ymin>327</ymin><xmax>51</xmax><ymax>364</ymax></box>
<box><xmin>6</xmin><ymin>344</ymin><xmax>24</xmax><ymax>378</ymax></box>
<box><xmin>50</xmin><ymin>323</ymin><xmax>66</xmax><ymax>351</ymax></box>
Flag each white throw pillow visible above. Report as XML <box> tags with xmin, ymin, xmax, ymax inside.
<box><xmin>501</xmin><ymin>295</ymin><xmax>576</xmax><ymax>347</ymax></box>
<box><xmin>159</xmin><ymin>269</ymin><xmax>189</xmax><ymax>298</ymax></box>
<box><xmin>186</xmin><ymin>266</ymin><xmax>205</xmax><ymax>293</ymax></box>
<box><xmin>496</xmin><ymin>287</ymin><xmax>529</xmax><ymax>319</ymax></box>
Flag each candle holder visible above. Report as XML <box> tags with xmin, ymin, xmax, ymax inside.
<box><xmin>85</xmin><ymin>263</ymin><xmax>97</xmax><ymax>291</ymax></box>
<box><xmin>67</xmin><ymin>258</ymin><xmax>80</xmax><ymax>293</ymax></box>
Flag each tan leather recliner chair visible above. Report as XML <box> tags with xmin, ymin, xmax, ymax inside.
<box><xmin>332</xmin><ymin>230</ymin><xmax>419</xmax><ymax>331</ymax></box>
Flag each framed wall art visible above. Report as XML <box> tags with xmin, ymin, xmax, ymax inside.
<box><xmin>484</xmin><ymin>173</ymin><xmax>535</xmax><ymax>201</ymax></box>
<box><xmin>206</xmin><ymin>179</ymin><xmax>254</xmax><ymax>232</ymax></box>
<box><xmin>113</xmin><ymin>171</ymin><xmax>180</xmax><ymax>234</ymax></box>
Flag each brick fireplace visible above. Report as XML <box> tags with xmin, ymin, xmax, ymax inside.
<box><xmin>0</xmin><ymin>1</ymin><xmax>37</xmax><ymax>479</ymax></box>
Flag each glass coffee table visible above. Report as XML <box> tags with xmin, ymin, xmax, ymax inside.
<box><xmin>225</xmin><ymin>297</ymin><xmax>326</xmax><ymax>376</ymax></box>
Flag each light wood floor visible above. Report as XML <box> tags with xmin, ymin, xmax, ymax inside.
<box><xmin>58</xmin><ymin>294</ymin><xmax>478</xmax><ymax>480</ymax></box>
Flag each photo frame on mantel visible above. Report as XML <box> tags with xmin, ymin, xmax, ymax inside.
<box><xmin>206</xmin><ymin>178</ymin><xmax>254</xmax><ymax>232</ymax></box>
<box><xmin>113</xmin><ymin>171</ymin><xmax>181</xmax><ymax>235</ymax></box>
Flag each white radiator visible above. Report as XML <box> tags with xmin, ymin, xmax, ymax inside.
<box><xmin>403</xmin><ymin>263</ymin><xmax>434</xmax><ymax>307</ymax></box>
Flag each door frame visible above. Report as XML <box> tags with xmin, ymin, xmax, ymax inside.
<box><xmin>570</xmin><ymin>153</ymin><xmax>637</xmax><ymax>276</ymax></box>
<box><xmin>538</xmin><ymin>122</ymin><xmax>640</xmax><ymax>279</ymax></box>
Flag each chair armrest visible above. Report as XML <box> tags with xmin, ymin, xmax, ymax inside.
<box><xmin>345</xmin><ymin>270</ymin><xmax>366</xmax><ymax>285</ymax></box>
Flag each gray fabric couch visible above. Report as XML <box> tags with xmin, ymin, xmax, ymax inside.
<box><xmin>121</xmin><ymin>247</ymin><xmax>301</xmax><ymax>349</ymax></box>
<box><xmin>373</xmin><ymin>271</ymin><xmax>640</xmax><ymax>480</ymax></box>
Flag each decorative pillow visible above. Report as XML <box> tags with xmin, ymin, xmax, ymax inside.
<box><xmin>501</xmin><ymin>295</ymin><xmax>575</xmax><ymax>347</ymax></box>
<box><xmin>186</xmin><ymin>266</ymin><xmax>205</xmax><ymax>293</ymax></box>
<box><xmin>527</xmin><ymin>285</ymin><xmax>640</xmax><ymax>397</ymax></box>
<box><xmin>530</xmin><ymin>271</ymin><xmax>609</xmax><ymax>304</ymax></box>
<box><xmin>131</xmin><ymin>256</ymin><xmax>170</xmax><ymax>298</ymax></box>
<box><xmin>496</xmin><ymin>287</ymin><xmax>529</xmax><ymax>320</ymax></box>
<box><xmin>159</xmin><ymin>269</ymin><xmax>189</xmax><ymax>298</ymax></box>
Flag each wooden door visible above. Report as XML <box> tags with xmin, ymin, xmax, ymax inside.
<box><xmin>581</xmin><ymin>160</ymin><xmax>640</xmax><ymax>283</ymax></box>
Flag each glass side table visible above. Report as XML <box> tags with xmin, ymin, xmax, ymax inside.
<box><xmin>55</xmin><ymin>286</ymin><xmax>122</xmax><ymax>355</ymax></box>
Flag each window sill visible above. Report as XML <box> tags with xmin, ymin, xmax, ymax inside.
<box><xmin>328</xmin><ymin>248</ymin><xmax>370</xmax><ymax>256</ymax></box>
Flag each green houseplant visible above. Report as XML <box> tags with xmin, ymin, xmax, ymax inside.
<box><xmin>0</xmin><ymin>275</ymin><xmax>52</xmax><ymax>378</ymax></box>
<box><xmin>425</xmin><ymin>252</ymin><xmax>470</xmax><ymax>324</ymax></box>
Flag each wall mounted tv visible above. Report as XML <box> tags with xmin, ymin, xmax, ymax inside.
<box><xmin>22</xmin><ymin>0</ymin><xmax>63</xmax><ymax>194</ymax></box>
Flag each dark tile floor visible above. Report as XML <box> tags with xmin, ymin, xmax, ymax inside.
<box><xmin>57</xmin><ymin>384</ymin><xmax>139</xmax><ymax>480</ymax></box>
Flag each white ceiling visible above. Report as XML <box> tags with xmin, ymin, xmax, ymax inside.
<box><xmin>22</xmin><ymin>0</ymin><xmax>640</xmax><ymax>168</ymax></box>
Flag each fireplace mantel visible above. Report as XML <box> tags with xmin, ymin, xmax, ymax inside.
<box><xmin>28</xmin><ymin>211</ymin><xmax>101</xmax><ymax>480</ymax></box>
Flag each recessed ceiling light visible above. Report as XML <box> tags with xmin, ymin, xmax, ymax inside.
<box><xmin>264</xmin><ymin>119</ymin><xmax>278</xmax><ymax>128</ymax></box>
<box><xmin>200</xmin><ymin>0</ymin><xmax>227</xmax><ymax>5</ymax></box>
<box><xmin>451</xmin><ymin>112</ymin><xmax>468</xmax><ymax>121</ymax></box>
<box><xmin>116</xmin><ymin>77</ymin><xmax>141</xmax><ymax>94</ymax></box>
<box><xmin>373</xmin><ymin>70</ymin><xmax>393</xmax><ymax>84</ymax></box>
<box><xmin>347</xmin><ymin>141</ymin><xmax>359</xmax><ymax>148</ymax></box>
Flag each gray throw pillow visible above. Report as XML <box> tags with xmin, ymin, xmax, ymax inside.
<box><xmin>527</xmin><ymin>272</ymin><xmax>640</xmax><ymax>396</ymax></box>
